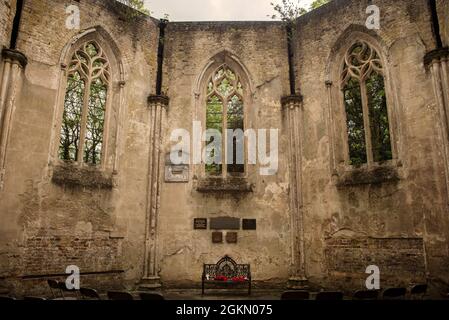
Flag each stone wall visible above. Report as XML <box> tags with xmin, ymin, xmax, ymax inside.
<box><xmin>0</xmin><ymin>0</ymin><xmax>15</xmax><ymax>49</ymax></box>
<box><xmin>0</xmin><ymin>0</ymin><xmax>448</xmax><ymax>295</ymax></box>
<box><xmin>159</xmin><ymin>21</ymin><xmax>292</xmax><ymax>287</ymax></box>
<box><xmin>437</xmin><ymin>0</ymin><xmax>449</xmax><ymax>47</ymax></box>
<box><xmin>0</xmin><ymin>0</ymin><xmax>159</xmax><ymax>293</ymax></box>
<box><xmin>294</xmin><ymin>0</ymin><xmax>449</xmax><ymax>289</ymax></box>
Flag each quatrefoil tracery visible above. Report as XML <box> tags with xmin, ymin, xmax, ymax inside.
<box><xmin>341</xmin><ymin>41</ymin><xmax>383</xmax><ymax>86</ymax></box>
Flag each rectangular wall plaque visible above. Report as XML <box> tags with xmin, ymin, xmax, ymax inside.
<box><xmin>194</xmin><ymin>218</ymin><xmax>207</xmax><ymax>230</ymax></box>
<box><xmin>242</xmin><ymin>219</ymin><xmax>257</xmax><ymax>230</ymax></box>
<box><xmin>212</xmin><ymin>232</ymin><xmax>223</xmax><ymax>243</ymax></box>
<box><xmin>210</xmin><ymin>217</ymin><xmax>240</xmax><ymax>230</ymax></box>
<box><xmin>226</xmin><ymin>232</ymin><xmax>238</xmax><ymax>244</ymax></box>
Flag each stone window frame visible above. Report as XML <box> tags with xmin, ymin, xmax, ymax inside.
<box><xmin>50</xmin><ymin>28</ymin><xmax>126</xmax><ymax>186</ymax></box>
<box><xmin>193</xmin><ymin>51</ymin><xmax>255</xmax><ymax>181</ymax></box>
<box><xmin>326</xmin><ymin>31</ymin><xmax>401</xmax><ymax>183</ymax></box>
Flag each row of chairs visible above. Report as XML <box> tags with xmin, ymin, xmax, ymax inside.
<box><xmin>281</xmin><ymin>284</ymin><xmax>428</xmax><ymax>300</ymax></box>
<box><xmin>47</xmin><ymin>280</ymin><xmax>164</xmax><ymax>300</ymax></box>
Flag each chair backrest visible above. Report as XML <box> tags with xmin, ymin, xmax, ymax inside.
<box><xmin>80</xmin><ymin>287</ymin><xmax>101</xmax><ymax>300</ymax></box>
<box><xmin>382</xmin><ymin>287</ymin><xmax>407</xmax><ymax>300</ymax></box>
<box><xmin>411</xmin><ymin>284</ymin><xmax>427</xmax><ymax>295</ymax></box>
<box><xmin>107</xmin><ymin>291</ymin><xmax>134</xmax><ymax>300</ymax></box>
<box><xmin>315</xmin><ymin>291</ymin><xmax>344</xmax><ymax>301</ymax></box>
<box><xmin>47</xmin><ymin>279</ymin><xmax>59</xmax><ymax>289</ymax></box>
<box><xmin>24</xmin><ymin>296</ymin><xmax>46</xmax><ymax>301</ymax></box>
<box><xmin>0</xmin><ymin>296</ymin><xmax>16</xmax><ymax>300</ymax></box>
<box><xmin>47</xmin><ymin>279</ymin><xmax>63</xmax><ymax>299</ymax></box>
<box><xmin>139</xmin><ymin>292</ymin><xmax>165</xmax><ymax>301</ymax></box>
<box><xmin>281</xmin><ymin>291</ymin><xmax>310</xmax><ymax>300</ymax></box>
<box><xmin>353</xmin><ymin>290</ymin><xmax>379</xmax><ymax>300</ymax></box>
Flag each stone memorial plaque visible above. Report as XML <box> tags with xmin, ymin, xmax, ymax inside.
<box><xmin>210</xmin><ymin>217</ymin><xmax>240</xmax><ymax>230</ymax></box>
<box><xmin>164</xmin><ymin>152</ymin><xmax>189</xmax><ymax>183</ymax></box>
<box><xmin>226</xmin><ymin>232</ymin><xmax>238</xmax><ymax>244</ymax></box>
<box><xmin>194</xmin><ymin>218</ymin><xmax>207</xmax><ymax>230</ymax></box>
<box><xmin>212</xmin><ymin>232</ymin><xmax>223</xmax><ymax>243</ymax></box>
<box><xmin>242</xmin><ymin>219</ymin><xmax>257</xmax><ymax>230</ymax></box>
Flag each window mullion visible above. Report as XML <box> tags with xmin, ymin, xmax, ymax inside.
<box><xmin>222</xmin><ymin>96</ymin><xmax>227</xmax><ymax>178</ymax></box>
<box><xmin>360</xmin><ymin>80</ymin><xmax>373</xmax><ymax>165</ymax></box>
<box><xmin>78</xmin><ymin>78</ymin><xmax>91</xmax><ymax>163</ymax></box>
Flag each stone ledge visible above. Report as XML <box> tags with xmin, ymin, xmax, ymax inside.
<box><xmin>1</xmin><ymin>48</ymin><xmax>28</xmax><ymax>68</ymax></box>
<box><xmin>424</xmin><ymin>47</ymin><xmax>449</xmax><ymax>67</ymax></box>
<box><xmin>335</xmin><ymin>165</ymin><xmax>400</xmax><ymax>187</ymax></box>
<box><xmin>51</xmin><ymin>163</ymin><xmax>114</xmax><ymax>189</ymax></box>
<box><xmin>148</xmin><ymin>94</ymin><xmax>169</xmax><ymax>106</ymax></box>
<box><xmin>196</xmin><ymin>178</ymin><xmax>253</xmax><ymax>193</ymax></box>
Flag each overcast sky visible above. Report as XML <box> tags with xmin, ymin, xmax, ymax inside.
<box><xmin>144</xmin><ymin>0</ymin><xmax>315</xmax><ymax>21</ymax></box>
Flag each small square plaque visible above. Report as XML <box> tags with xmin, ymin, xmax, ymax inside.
<box><xmin>194</xmin><ymin>218</ymin><xmax>207</xmax><ymax>230</ymax></box>
<box><xmin>212</xmin><ymin>232</ymin><xmax>223</xmax><ymax>243</ymax></box>
<box><xmin>226</xmin><ymin>232</ymin><xmax>238</xmax><ymax>244</ymax></box>
<box><xmin>242</xmin><ymin>219</ymin><xmax>257</xmax><ymax>230</ymax></box>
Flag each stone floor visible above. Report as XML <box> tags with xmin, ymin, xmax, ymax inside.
<box><xmin>160</xmin><ymin>289</ymin><xmax>285</xmax><ymax>300</ymax></box>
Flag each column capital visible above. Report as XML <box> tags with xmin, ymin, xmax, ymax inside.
<box><xmin>281</xmin><ymin>94</ymin><xmax>303</xmax><ymax>110</ymax></box>
<box><xmin>1</xmin><ymin>48</ymin><xmax>28</xmax><ymax>68</ymax></box>
<box><xmin>424</xmin><ymin>47</ymin><xmax>449</xmax><ymax>67</ymax></box>
<box><xmin>148</xmin><ymin>94</ymin><xmax>169</xmax><ymax>109</ymax></box>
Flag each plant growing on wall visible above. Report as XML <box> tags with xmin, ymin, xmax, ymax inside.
<box><xmin>269</xmin><ymin>0</ymin><xmax>331</xmax><ymax>24</ymax></box>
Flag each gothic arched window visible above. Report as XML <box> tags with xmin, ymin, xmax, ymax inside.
<box><xmin>205</xmin><ymin>65</ymin><xmax>244</xmax><ymax>176</ymax></box>
<box><xmin>341</xmin><ymin>41</ymin><xmax>392</xmax><ymax>166</ymax></box>
<box><xmin>59</xmin><ymin>41</ymin><xmax>110</xmax><ymax>165</ymax></box>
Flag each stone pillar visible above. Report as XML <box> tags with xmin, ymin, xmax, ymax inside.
<box><xmin>140</xmin><ymin>94</ymin><xmax>169</xmax><ymax>290</ymax></box>
<box><xmin>282</xmin><ymin>94</ymin><xmax>308</xmax><ymax>289</ymax></box>
<box><xmin>425</xmin><ymin>48</ymin><xmax>449</xmax><ymax>203</ymax></box>
<box><xmin>0</xmin><ymin>48</ymin><xmax>27</xmax><ymax>190</ymax></box>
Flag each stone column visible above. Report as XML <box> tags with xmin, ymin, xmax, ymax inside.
<box><xmin>282</xmin><ymin>94</ymin><xmax>308</xmax><ymax>289</ymax></box>
<box><xmin>140</xmin><ymin>94</ymin><xmax>169</xmax><ymax>290</ymax></box>
<box><xmin>425</xmin><ymin>48</ymin><xmax>449</xmax><ymax>203</ymax></box>
<box><xmin>0</xmin><ymin>48</ymin><xmax>27</xmax><ymax>190</ymax></box>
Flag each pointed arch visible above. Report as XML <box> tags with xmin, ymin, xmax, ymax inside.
<box><xmin>51</xmin><ymin>27</ymin><xmax>126</xmax><ymax>171</ymax></box>
<box><xmin>194</xmin><ymin>50</ymin><xmax>254</xmax><ymax>178</ymax></box>
<box><xmin>325</xmin><ymin>26</ymin><xmax>400</xmax><ymax>172</ymax></box>
<box><xmin>194</xmin><ymin>50</ymin><xmax>254</xmax><ymax>97</ymax></box>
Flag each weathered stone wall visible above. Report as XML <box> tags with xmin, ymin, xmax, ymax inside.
<box><xmin>0</xmin><ymin>0</ymin><xmax>159</xmax><ymax>294</ymax></box>
<box><xmin>0</xmin><ymin>0</ymin><xmax>15</xmax><ymax>49</ymax></box>
<box><xmin>0</xmin><ymin>0</ymin><xmax>448</xmax><ymax>295</ymax></box>
<box><xmin>437</xmin><ymin>0</ymin><xmax>449</xmax><ymax>47</ymax></box>
<box><xmin>159</xmin><ymin>21</ymin><xmax>292</xmax><ymax>287</ymax></box>
<box><xmin>294</xmin><ymin>0</ymin><xmax>449</xmax><ymax>289</ymax></box>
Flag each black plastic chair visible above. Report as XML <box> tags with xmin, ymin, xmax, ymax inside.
<box><xmin>410</xmin><ymin>284</ymin><xmax>427</xmax><ymax>300</ymax></box>
<box><xmin>353</xmin><ymin>290</ymin><xmax>379</xmax><ymax>300</ymax></box>
<box><xmin>107</xmin><ymin>291</ymin><xmax>134</xmax><ymax>300</ymax></box>
<box><xmin>80</xmin><ymin>287</ymin><xmax>102</xmax><ymax>300</ymax></box>
<box><xmin>59</xmin><ymin>281</ymin><xmax>81</xmax><ymax>300</ymax></box>
<box><xmin>280</xmin><ymin>291</ymin><xmax>310</xmax><ymax>300</ymax></box>
<box><xmin>47</xmin><ymin>279</ymin><xmax>63</xmax><ymax>299</ymax></box>
<box><xmin>382</xmin><ymin>287</ymin><xmax>407</xmax><ymax>300</ymax></box>
<box><xmin>24</xmin><ymin>296</ymin><xmax>46</xmax><ymax>301</ymax></box>
<box><xmin>315</xmin><ymin>291</ymin><xmax>344</xmax><ymax>301</ymax></box>
<box><xmin>139</xmin><ymin>292</ymin><xmax>165</xmax><ymax>301</ymax></box>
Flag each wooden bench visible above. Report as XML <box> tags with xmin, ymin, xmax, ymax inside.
<box><xmin>202</xmin><ymin>255</ymin><xmax>251</xmax><ymax>295</ymax></box>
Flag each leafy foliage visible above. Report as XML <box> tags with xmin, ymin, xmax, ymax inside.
<box><xmin>269</xmin><ymin>0</ymin><xmax>331</xmax><ymax>24</ymax></box>
<box><xmin>309</xmin><ymin>0</ymin><xmax>331</xmax><ymax>10</ymax></box>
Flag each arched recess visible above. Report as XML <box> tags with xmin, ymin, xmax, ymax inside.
<box><xmin>193</xmin><ymin>50</ymin><xmax>254</xmax><ymax>178</ymax></box>
<box><xmin>50</xmin><ymin>26</ymin><xmax>126</xmax><ymax>173</ymax></box>
<box><xmin>325</xmin><ymin>25</ymin><xmax>401</xmax><ymax>174</ymax></box>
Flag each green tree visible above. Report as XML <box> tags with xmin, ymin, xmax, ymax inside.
<box><xmin>120</xmin><ymin>0</ymin><xmax>148</xmax><ymax>13</ymax></box>
<box><xmin>269</xmin><ymin>0</ymin><xmax>331</xmax><ymax>24</ymax></box>
<box><xmin>309</xmin><ymin>0</ymin><xmax>330</xmax><ymax>10</ymax></box>
<box><xmin>269</xmin><ymin>0</ymin><xmax>307</xmax><ymax>25</ymax></box>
